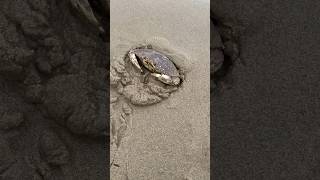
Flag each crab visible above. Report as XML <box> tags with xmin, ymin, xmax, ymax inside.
<box><xmin>127</xmin><ymin>46</ymin><xmax>182</xmax><ymax>86</ymax></box>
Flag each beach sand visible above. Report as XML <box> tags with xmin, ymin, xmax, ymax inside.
<box><xmin>212</xmin><ymin>0</ymin><xmax>320</xmax><ymax>179</ymax></box>
<box><xmin>110</xmin><ymin>0</ymin><xmax>210</xmax><ymax>179</ymax></box>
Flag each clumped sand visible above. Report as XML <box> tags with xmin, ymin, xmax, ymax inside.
<box><xmin>0</xmin><ymin>0</ymin><xmax>108</xmax><ymax>179</ymax></box>
<box><xmin>110</xmin><ymin>0</ymin><xmax>210</xmax><ymax>179</ymax></box>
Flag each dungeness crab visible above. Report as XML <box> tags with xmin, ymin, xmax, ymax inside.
<box><xmin>128</xmin><ymin>46</ymin><xmax>183</xmax><ymax>86</ymax></box>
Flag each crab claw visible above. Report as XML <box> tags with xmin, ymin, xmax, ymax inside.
<box><xmin>151</xmin><ymin>73</ymin><xmax>180</xmax><ymax>86</ymax></box>
<box><xmin>128</xmin><ymin>50</ymin><xmax>143</xmax><ymax>72</ymax></box>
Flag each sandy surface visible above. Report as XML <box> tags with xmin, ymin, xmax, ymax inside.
<box><xmin>110</xmin><ymin>0</ymin><xmax>210</xmax><ymax>179</ymax></box>
<box><xmin>0</xmin><ymin>0</ymin><xmax>108</xmax><ymax>179</ymax></box>
<box><xmin>212</xmin><ymin>0</ymin><xmax>320</xmax><ymax>179</ymax></box>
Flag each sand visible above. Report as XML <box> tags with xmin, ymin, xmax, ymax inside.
<box><xmin>0</xmin><ymin>0</ymin><xmax>108</xmax><ymax>179</ymax></box>
<box><xmin>212</xmin><ymin>0</ymin><xmax>320</xmax><ymax>179</ymax></box>
<box><xmin>110</xmin><ymin>0</ymin><xmax>210</xmax><ymax>179</ymax></box>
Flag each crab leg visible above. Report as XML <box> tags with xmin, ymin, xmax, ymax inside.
<box><xmin>151</xmin><ymin>73</ymin><xmax>171</xmax><ymax>84</ymax></box>
<box><xmin>142</xmin><ymin>72</ymin><xmax>151</xmax><ymax>83</ymax></box>
<box><xmin>151</xmin><ymin>73</ymin><xmax>181</xmax><ymax>86</ymax></box>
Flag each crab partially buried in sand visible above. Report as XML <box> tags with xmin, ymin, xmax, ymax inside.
<box><xmin>128</xmin><ymin>46</ymin><xmax>183</xmax><ymax>86</ymax></box>
<box><xmin>110</xmin><ymin>37</ymin><xmax>190</xmax><ymax>106</ymax></box>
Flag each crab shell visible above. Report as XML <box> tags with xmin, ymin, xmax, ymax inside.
<box><xmin>128</xmin><ymin>48</ymin><xmax>181</xmax><ymax>86</ymax></box>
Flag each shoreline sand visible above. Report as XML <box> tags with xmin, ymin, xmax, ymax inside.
<box><xmin>110</xmin><ymin>0</ymin><xmax>210</xmax><ymax>179</ymax></box>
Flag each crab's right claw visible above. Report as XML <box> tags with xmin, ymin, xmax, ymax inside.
<box><xmin>128</xmin><ymin>51</ymin><xmax>143</xmax><ymax>72</ymax></box>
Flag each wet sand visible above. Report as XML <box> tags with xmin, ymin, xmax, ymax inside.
<box><xmin>111</xmin><ymin>0</ymin><xmax>210</xmax><ymax>179</ymax></box>
<box><xmin>212</xmin><ymin>0</ymin><xmax>320</xmax><ymax>179</ymax></box>
<box><xmin>0</xmin><ymin>0</ymin><xmax>108</xmax><ymax>179</ymax></box>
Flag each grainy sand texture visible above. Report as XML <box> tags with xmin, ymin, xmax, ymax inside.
<box><xmin>212</xmin><ymin>0</ymin><xmax>320</xmax><ymax>179</ymax></box>
<box><xmin>110</xmin><ymin>0</ymin><xmax>210</xmax><ymax>179</ymax></box>
<box><xmin>0</xmin><ymin>0</ymin><xmax>108</xmax><ymax>179</ymax></box>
